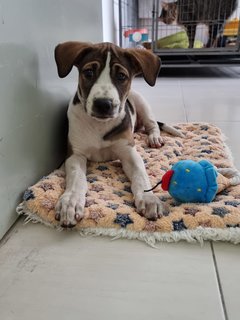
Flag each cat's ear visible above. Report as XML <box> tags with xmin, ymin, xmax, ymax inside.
<box><xmin>161</xmin><ymin>2</ymin><xmax>169</xmax><ymax>10</ymax></box>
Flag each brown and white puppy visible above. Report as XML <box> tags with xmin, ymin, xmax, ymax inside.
<box><xmin>54</xmin><ymin>41</ymin><xmax>181</xmax><ymax>228</ymax></box>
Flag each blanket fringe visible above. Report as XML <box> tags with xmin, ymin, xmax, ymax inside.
<box><xmin>16</xmin><ymin>202</ymin><xmax>240</xmax><ymax>246</ymax></box>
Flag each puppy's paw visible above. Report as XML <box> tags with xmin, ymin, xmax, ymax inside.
<box><xmin>55</xmin><ymin>192</ymin><xmax>85</xmax><ymax>228</ymax></box>
<box><xmin>148</xmin><ymin>133</ymin><xmax>164</xmax><ymax>148</ymax></box>
<box><xmin>136</xmin><ymin>193</ymin><xmax>167</xmax><ymax>221</ymax></box>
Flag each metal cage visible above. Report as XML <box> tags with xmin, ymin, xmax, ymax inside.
<box><xmin>118</xmin><ymin>0</ymin><xmax>240</xmax><ymax>65</ymax></box>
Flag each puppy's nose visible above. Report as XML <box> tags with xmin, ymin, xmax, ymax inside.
<box><xmin>93</xmin><ymin>98</ymin><xmax>113</xmax><ymax>116</ymax></box>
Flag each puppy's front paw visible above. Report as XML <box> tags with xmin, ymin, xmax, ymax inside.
<box><xmin>55</xmin><ymin>192</ymin><xmax>85</xmax><ymax>228</ymax></box>
<box><xmin>136</xmin><ymin>194</ymin><xmax>168</xmax><ymax>221</ymax></box>
<box><xmin>148</xmin><ymin>133</ymin><xmax>164</xmax><ymax>148</ymax></box>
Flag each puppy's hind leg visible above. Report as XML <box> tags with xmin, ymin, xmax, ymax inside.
<box><xmin>217</xmin><ymin>168</ymin><xmax>240</xmax><ymax>186</ymax></box>
<box><xmin>129</xmin><ymin>90</ymin><xmax>163</xmax><ymax>148</ymax></box>
<box><xmin>157</xmin><ymin>122</ymin><xmax>184</xmax><ymax>138</ymax></box>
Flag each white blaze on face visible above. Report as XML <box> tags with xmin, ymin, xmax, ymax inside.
<box><xmin>86</xmin><ymin>52</ymin><xmax>121</xmax><ymax>117</ymax></box>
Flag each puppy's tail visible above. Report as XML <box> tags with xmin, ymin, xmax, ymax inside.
<box><xmin>217</xmin><ymin>168</ymin><xmax>240</xmax><ymax>186</ymax></box>
<box><xmin>157</xmin><ymin>121</ymin><xmax>184</xmax><ymax>138</ymax></box>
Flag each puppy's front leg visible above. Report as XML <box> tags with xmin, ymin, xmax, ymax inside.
<box><xmin>55</xmin><ymin>154</ymin><xmax>88</xmax><ymax>228</ymax></box>
<box><xmin>116</xmin><ymin>146</ymin><xmax>165</xmax><ymax>220</ymax></box>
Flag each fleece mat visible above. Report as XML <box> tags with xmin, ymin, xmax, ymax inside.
<box><xmin>17</xmin><ymin>123</ymin><xmax>240</xmax><ymax>246</ymax></box>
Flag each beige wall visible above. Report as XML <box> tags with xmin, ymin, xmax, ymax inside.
<box><xmin>0</xmin><ymin>0</ymin><xmax>103</xmax><ymax>239</ymax></box>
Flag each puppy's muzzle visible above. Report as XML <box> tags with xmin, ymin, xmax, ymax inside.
<box><xmin>92</xmin><ymin>98</ymin><xmax>115</xmax><ymax>119</ymax></box>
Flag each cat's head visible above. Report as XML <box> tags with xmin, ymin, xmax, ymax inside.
<box><xmin>159</xmin><ymin>1</ymin><xmax>178</xmax><ymax>25</ymax></box>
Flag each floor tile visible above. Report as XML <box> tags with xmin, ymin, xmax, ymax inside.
<box><xmin>0</xmin><ymin>220</ymin><xmax>224</xmax><ymax>320</ymax></box>
<box><xmin>212</xmin><ymin>243</ymin><xmax>240</xmax><ymax>320</ymax></box>
<box><xmin>1</xmin><ymin>67</ymin><xmax>240</xmax><ymax>320</ymax></box>
<box><xmin>181</xmin><ymin>85</ymin><xmax>240</xmax><ymax>122</ymax></box>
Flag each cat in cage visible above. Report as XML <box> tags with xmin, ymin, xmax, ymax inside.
<box><xmin>159</xmin><ymin>0</ymin><xmax>238</xmax><ymax>48</ymax></box>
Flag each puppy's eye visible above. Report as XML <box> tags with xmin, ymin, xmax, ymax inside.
<box><xmin>116</xmin><ymin>72</ymin><xmax>127</xmax><ymax>81</ymax></box>
<box><xmin>83</xmin><ymin>69</ymin><xmax>94</xmax><ymax>79</ymax></box>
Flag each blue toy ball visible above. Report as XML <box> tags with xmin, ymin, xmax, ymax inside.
<box><xmin>146</xmin><ymin>159</ymin><xmax>219</xmax><ymax>203</ymax></box>
<box><xmin>166</xmin><ymin>160</ymin><xmax>218</xmax><ymax>203</ymax></box>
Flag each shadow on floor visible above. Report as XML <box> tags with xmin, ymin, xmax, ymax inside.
<box><xmin>159</xmin><ymin>66</ymin><xmax>240</xmax><ymax>78</ymax></box>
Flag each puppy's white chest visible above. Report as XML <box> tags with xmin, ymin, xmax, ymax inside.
<box><xmin>85</xmin><ymin>146</ymin><xmax>115</xmax><ymax>162</ymax></box>
<box><xmin>68</xmin><ymin>105</ymin><xmax>116</xmax><ymax>161</ymax></box>
<box><xmin>71</xmin><ymin>128</ymin><xmax>113</xmax><ymax>160</ymax></box>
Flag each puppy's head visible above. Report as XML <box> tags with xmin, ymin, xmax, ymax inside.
<box><xmin>55</xmin><ymin>42</ymin><xmax>161</xmax><ymax>121</ymax></box>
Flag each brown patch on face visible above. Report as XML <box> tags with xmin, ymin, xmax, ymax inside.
<box><xmin>55</xmin><ymin>42</ymin><xmax>161</xmax><ymax>111</ymax></box>
<box><xmin>77</xmin><ymin>59</ymin><xmax>106</xmax><ymax>103</ymax></box>
<box><xmin>110</xmin><ymin>62</ymin><xmax>132</xmax><ymax>106</ymax></box>
<box><xmin>55</xmin><ymin>41</ymin><xmax>160</xmax><ymax>84</ymax></box>
<box><xmin>76</xmin><ymin>45</ymin><xmax>135</xmax><ymax>114</ymax></box>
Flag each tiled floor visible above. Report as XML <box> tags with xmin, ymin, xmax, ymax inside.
<box><xmin>0</xmin><ymin>67</ymin><xmax>240</xmax><ymax>320</ymax></box>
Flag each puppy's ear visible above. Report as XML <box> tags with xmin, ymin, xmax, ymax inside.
<box><xmin>54</xmin><ymin>41</ymin><xmax>92</xmax><ymax>78</ymax></box>
<box><xmin>125</xmin><ymin>49</ymin><xmax>161</xmax><ymax>86</ymax></box>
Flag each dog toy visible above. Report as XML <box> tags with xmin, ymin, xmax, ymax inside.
<box><xmin>124</xmin><ymin>28</ymin><xmax>149</xmax><ymax>43</ymax></box>
<box><xmin>145</xmin><ymin>159</ymin><xmax>240</xmax><ymax>203</ymax></box>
